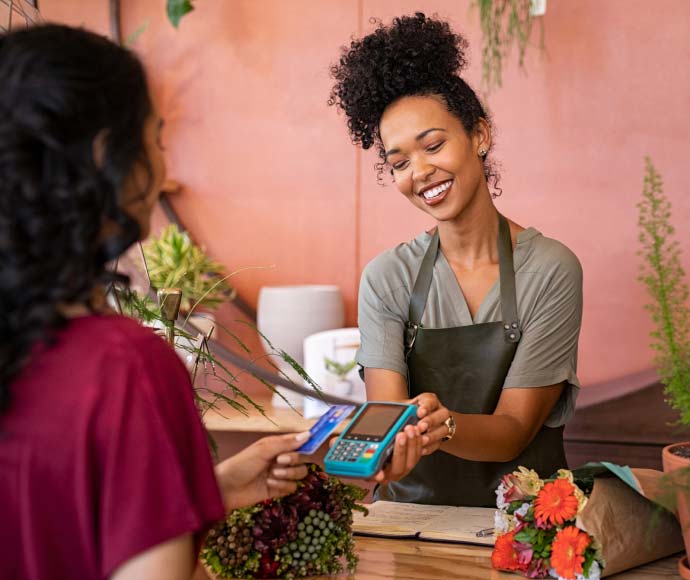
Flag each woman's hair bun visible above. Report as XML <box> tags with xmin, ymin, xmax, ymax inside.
<box><xmin>329</xmin><ymin>12</ymin><xmax>471</xmax><ymax>150</ymax></box>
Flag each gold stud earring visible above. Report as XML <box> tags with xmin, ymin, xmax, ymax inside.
<box><xmin>479</xmin><ymin>149</ymin><xmax>487</xmax><ymax>157</ymax></box>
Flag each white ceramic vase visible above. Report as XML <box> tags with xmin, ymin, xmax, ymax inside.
<box><xmin>257</xmin><ymin>285</ymin><xmax>344</xmax><ymax>408</ymax></box>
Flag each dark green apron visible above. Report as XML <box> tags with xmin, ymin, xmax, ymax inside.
<box><xmin>377</xmin><ymin>215</ymin><xmax>567</xmax><ymax>507</ymax></box>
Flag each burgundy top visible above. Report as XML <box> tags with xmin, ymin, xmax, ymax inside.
<box><xmin>0</xmin><ymin>315</ymin><xmax>225</xmax><ymax>580</ymax></box>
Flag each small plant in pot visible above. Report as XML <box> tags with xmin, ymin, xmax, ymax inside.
<box><xmin>324</xmin><ymin>357</ymin><xmax>357</xmax><ymax>397</ymax></box>
<box><xmin>142</xmin><ymin>223</ymin><xmax>236</xmax><ymax>364</ymax></box>
<box><xmin>637</xmin><ymin>157</ymin><xmax>690</xmax><ymax>578</ymax></box>
<box><xmin>143</xmin><ymin>223</ymin><xmax>235</xmax><ymax>318</ymax></box>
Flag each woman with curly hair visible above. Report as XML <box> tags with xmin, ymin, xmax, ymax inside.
<box><xmin>0</xmin><ymin>25</ymin><xmax>311</xmax><ymax>580</ymax></box>
<box><xmin>329</xmin><ymin>13</ymin><xmax>582</xmax><ymax>506</ymax></box>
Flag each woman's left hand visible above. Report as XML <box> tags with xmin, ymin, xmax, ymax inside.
<box><xmin>411</xmin><ymin>392</ymin><xmax>452</xmax><ymax>455</ymax></box>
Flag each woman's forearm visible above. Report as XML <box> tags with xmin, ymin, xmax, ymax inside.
<box><xmin>440</xmin><ymin>411</ymin><xmax>530</xmax><ymax>462</ymax></box>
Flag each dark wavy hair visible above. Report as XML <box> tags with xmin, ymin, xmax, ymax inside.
<box><xmin>329</xmin><ymin>12</ymin><xmax>500</xmax><ymax>192</ymax></box>
<box><xmin>0</xmin><ymin>25</ymin><xmax>153</xmax><ymax>411</ymax></box>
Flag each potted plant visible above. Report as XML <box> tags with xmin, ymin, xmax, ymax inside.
<box><xmin>143</xmin><ymin>223</ymin><xmax>235</xmax><ymax>316</ymax></box>
<box><xmin>637</xmin><ymin>157</ymin><xmax>690</xmax><ymax>578</ymax></box>
<box><xmin>323</xmin><ymin>357</ymin><xmax>357</xmax><ymax>397</ymax></box>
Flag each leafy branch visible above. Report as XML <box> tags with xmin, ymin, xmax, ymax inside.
<box><xmin>637</xmin><ymin>157</ymin><xmax>690</xmax><ymax>426</ymax></box>
<box><xmin>167</xmin><ymin>0</ymin><xmax>195</xmax><ymax>28</ymax></box>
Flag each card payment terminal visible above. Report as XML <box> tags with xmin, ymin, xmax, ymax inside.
<box><xmin>324</xmin><ymin>402</ymin><xmax>418</xmax><ymax>478</ymax></box>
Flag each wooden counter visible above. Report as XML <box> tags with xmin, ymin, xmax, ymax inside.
<box><xmin>207</xmin><ymin>536</ymin><xmax>680</xmax><ymax>579</ymax></box>
<box><xmin>345</xmin><ymin>537</ymin><xmax>681</xmax><ymax>579</ymax></box>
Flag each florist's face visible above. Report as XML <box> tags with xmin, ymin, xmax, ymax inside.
<box><xmin>121</xmin><ymin>113</ymin><xmax>167</xmax><ymax>240</ymax></box>
<box><xmin>379</xmin><ymin>94</ymin><xmax>490</xmax><ymax>224</ymax></box>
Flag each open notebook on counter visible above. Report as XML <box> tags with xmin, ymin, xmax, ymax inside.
<box><xmin>352</xmin><ymin>501</ymin><xmax>496</xmax><ymax>546</ymax></box>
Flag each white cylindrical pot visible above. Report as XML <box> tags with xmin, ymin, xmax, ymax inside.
<box><xmin>257</xmin><ymin>285</ymin><xmax>344</xmax><ymax>408</ymax></box>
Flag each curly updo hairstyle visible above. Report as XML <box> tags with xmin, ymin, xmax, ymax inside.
<box><xmin>0</xmin><ymin>25</ymin><xmax>153</xmax><ymax>411</ymax></box>
<box><xmin>329</xmin><ymin>12</ymin><xmax>499</xmax><ymax>191</ymax></box>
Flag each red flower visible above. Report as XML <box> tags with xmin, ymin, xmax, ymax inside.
<box><xmin>534</xmin><ymin>479</ymin><xmax>579</xmax><ymax>526</ymax></box>
<box><xmin>491</xmin><ymin>531</ymin><xmax>527</xmax><ymax>572</ymax></box>
<box><xmin>550</xmin><ymin>526</ymin><xmax>591</xmax><ymax>580</ymax></box>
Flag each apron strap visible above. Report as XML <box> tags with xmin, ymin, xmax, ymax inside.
<box><xmin>498</xmin><ymin>214</ymin><xmax>521</xmax><ymax>343</ymax></box>
<box><xmin>405</xmin><ymin>229</ymin><xmax>439</xmax><ymax>351</ymax></box>
<box><xmin>409</xmin><ymin>229</ymin><xmax>439</xmax><ymax>326</ymax></box>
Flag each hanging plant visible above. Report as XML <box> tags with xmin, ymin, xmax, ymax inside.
<box><xmin>475</xmin><ymin>0</ymin><xmax>543</xmax><ymax>92</ymax></box>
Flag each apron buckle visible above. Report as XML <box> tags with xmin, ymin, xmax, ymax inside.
<box><xmin>405</xmin><ymin>322</ymin><xmax>419</xmax><ymax>352</ymax></box>
<box><xmin>503</xmin><ymin>321</ymin><xmax>521</xmax><ymax>343</ymax></box>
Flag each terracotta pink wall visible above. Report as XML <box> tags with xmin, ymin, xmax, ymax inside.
<box><xmin>40</xmin><ymin>0</ymin><xmax>690</xmax><ymax>388</ymax></box>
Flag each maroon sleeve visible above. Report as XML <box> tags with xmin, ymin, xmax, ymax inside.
<box><xmin>92</xmin><ymin>330</ymin><xmax>225</xmax><ymax>577</ymax></box>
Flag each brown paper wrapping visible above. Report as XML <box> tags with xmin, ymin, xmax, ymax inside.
<box><xmin>576</xmin><ymin>469</ymin><xmax>683</xmax><ymax>577</ymax></box>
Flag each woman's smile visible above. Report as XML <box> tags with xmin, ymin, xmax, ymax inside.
<box><xmin>417</xmin><ymin>178</ymin><xmax>454</xmax><ymax>205</ymax></box>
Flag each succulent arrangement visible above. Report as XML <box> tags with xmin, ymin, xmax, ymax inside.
<box><xmin>201</xmin><ymin>464</ymin><xmax>367</xmax><ymax>579</ymax></box>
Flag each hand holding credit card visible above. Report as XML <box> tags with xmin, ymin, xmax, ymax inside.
<box><xmin>297</xmin><ymin>405</ymin><xmax>356</xmax><ymax>455</ymax></box>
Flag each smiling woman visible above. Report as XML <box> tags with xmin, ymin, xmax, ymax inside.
<box><xmin>328</xmin><ymin>13</ymin><xmax>583</xmax><ymax>507</ymax></box>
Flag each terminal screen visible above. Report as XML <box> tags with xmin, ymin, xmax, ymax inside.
<box><xmin>346</xmin><ymin>404</ymin><xmax>406</xmax><ymax>438</ymax></box>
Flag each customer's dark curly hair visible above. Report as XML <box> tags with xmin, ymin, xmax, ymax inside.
<box><xmin>0</xmin><ymin>25</ymin><xmax>153</xmax><ymax>411</ymax></box>
<box><xmin>329</xmin><ymin>13</ymin><xmax>500</xmax><ymax>192</ymax></box>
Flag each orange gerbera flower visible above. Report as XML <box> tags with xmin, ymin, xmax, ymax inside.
<box><xmin>550</xmin><ymin>526</ymin><xmax>591</xmax><ymax>579</ymax></box>
<box><xmin>534</xmin><ymin>478</ymin><xmax>579</xmax><ymax>526</ymax></box>
<box><xmin>491</xmin><ymin>531</ymin><xmax>522</xmax><ymax>571</ymax></box>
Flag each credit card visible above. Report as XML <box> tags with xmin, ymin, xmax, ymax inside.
<box><xmin>297</xmin><ymin>404</ymin><xmax>356</xmax><ymax>455</ymax></box>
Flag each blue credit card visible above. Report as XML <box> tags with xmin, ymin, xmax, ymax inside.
<box><xmin>297</xmin><ymin>404</ymin><xmax>356</xmax><ymax>455</ymax></box>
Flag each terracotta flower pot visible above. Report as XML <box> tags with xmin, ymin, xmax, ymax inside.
<box><xmin>662</xmin><ymin>442</ymin><xmax>690</xmax><ymax>580</ymax></box>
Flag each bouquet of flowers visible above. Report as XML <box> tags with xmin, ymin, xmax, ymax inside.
<box><xmin>201</xmin><ymin>464</ymin><xmax>368</xmax><ymax>579</ymax></box>
<box><xmin>492</xmin><ymin>467</ymin><xmax>602</xmax><ymax>580</ymax></box>
<box><xmin>491</xmin><ymin>464</ymin><xmax>685</xmax><ymax>579</ymax></box>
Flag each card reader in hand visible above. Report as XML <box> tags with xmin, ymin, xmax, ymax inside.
<box><xmin>324</xmin><ymin>402</ymin><xmax>418</xmax><ymax>479</ymax></box>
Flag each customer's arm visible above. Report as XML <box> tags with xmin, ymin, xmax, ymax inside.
<box><xmin>110</xmin><ymin>432</ymin><xmax>311</xmax><ymax>580</ymax></box>
<box><xmin>111</xmin><ymin>535</ymin><xmax>196</xmax><ymax>580</ymax></box>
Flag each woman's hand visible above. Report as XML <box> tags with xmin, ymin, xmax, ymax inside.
<box><xmin>215</xmin><ymin>432</ymin><xmax>311</xmax><ymax>511</ymax></box>
<box><xmin>372</xmin><ymin>424</ymin><xmax>423</xmax><ymax>484</ymax></box>
<box><xmin>411</xmin><ymin>392</ymin><xmax>452</xmax><ymax>456</ymax></box>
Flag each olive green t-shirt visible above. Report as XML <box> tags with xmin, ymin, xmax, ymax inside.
<box><xmin>356</xmin><ymin>227</ymin><xmax>583</xmax><ymax>428</ymax></box>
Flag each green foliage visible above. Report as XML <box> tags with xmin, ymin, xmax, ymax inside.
<box><xmin>166</xmin><ymin>0</ymin><xmax>195</xmax><ymax>28</ymax></box>
<box><xmin>324</xmin><ymin>357</ymin><xmax>356</xmax><ymax>380</ymax></box>
<box><xmin>637</xmin><ymin>157</ymin><xmax>690</xmax><ymax>426</ymax></box>
<box><xmin>143</xmin><ymin>224</ymin><xmax>234</xmax><ymax>313</ymax></box>
<box><xmin>114</xmin><ymin>288</ymin><xmax>158</xmax><ymax>323</ymax></box>
<box><xmin>475</xmin><ymin>0</ymin><xmax>542</xmax><ymax>92</ymax></box>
